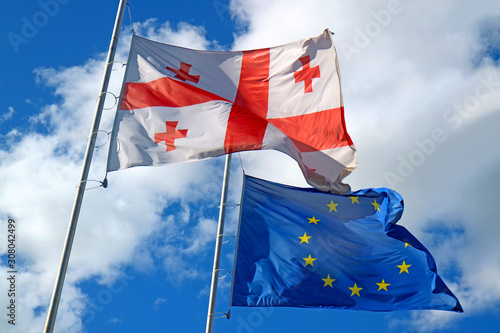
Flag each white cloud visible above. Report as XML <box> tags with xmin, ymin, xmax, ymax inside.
<box><xmin>107</xmin><ymin>317</ymin><xmax>122</xmax><ymax>324</ymax></box>
<box><xmin>153</xmin><ymin>297</ymin><xmax>167</xmax><ymax>310</ymax></box>
<box><xmin>133</xmin><ymin>19</ymin><xmax>214</xmax><ymax>50</ymax></box>
<box><xmin>0</xmin><ymin>106</ymin><xmax>14</xmax><ymax>123</ymax></box>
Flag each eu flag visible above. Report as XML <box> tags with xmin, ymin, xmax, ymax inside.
<box><xmin>231</xmin><ymin>175</ymin><xmax>462</xmax><ymax>312</ymax></box>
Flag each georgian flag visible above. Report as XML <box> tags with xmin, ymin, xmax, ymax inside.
<box><xmin>106</xmin><ymin>29</ymin><xmax>357</xmax><ymax>193</ymax></box>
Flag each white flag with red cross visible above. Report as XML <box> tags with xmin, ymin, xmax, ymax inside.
<box><xmin>106</xmin><ymin>29</ymin><xmax>357</xmax><ymax>193</ymax></box>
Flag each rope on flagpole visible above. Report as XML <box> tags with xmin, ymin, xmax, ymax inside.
<box><xmin>127</xmin><ymin>2</ymin><xmax>135</xmax><ymax>33</ymax></box>
<box><xmin>236</xmin><ymin>152</ymin><xmax>245</xmax><ymax>175</ymax></box>
<box><xmin>102</xmin><ymin>135</ymin><xmax>121</xmax><ymax>188</ymax></box>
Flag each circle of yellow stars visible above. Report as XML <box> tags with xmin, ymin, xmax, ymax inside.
<box><xmin>295</xmin><ymin>195</ymin><xmax>414</xmax><ymax>298</ymax></box>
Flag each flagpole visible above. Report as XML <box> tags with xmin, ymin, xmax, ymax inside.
<box><xmin>228</xmin><ymin>174</ymin><xmax>246</xmax><ymax>310</ymax></box>
<box><xmin>44</xmin><ymin>1</ymin><xmax>128</xmax><ymax>332</ymax></box>
<box><xmin>206</xmin><ymin>154</ymin><xmax>232</xmax><ymax>333</ymax></box>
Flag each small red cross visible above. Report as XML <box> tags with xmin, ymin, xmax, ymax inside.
<box><xmin>154</xmin><ymin>121</ymin><xmax>188</xmax><ymax>151</ymax></box>
<box><xmin>293</xmin><ymin>55</ymin><xmax>320</xmax><ymax>93</ymax></box>
<box><xmin>166</xmin><ymin>62</ymin><xmax>200</xmax><ymax>84</ymax></box>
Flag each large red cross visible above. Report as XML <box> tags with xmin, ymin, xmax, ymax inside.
<box><xmin>293</xmin><ymin>55</ymin><xmax>321</xmax><ymax>93</ymax></box>
<box><xmin>154</xmin><ymin>121</ymin><xmax>188</xmax><ymax>151</ymax></box>
<box><xmin>224</xmin><ymin>50</ymin><xmax>270</xmax><ymax>153</ymax></box>
<box><xmin>167</xmin><ymin>62</ymin><xmax>200</xmax><ymax>84</ymax></box>
<box><xmin>121</xmin><ymin>51</ymin><xmax>352</xmax><ymax>154</ymax></box>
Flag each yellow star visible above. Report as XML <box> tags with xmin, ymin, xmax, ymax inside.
<box><xmin>349</xmin><ymin>196</ymin><xmax>359</xmax><ymax>204</ymax></box>
<box><xmin>404</xmin><ymin>242</ymin><xmax>412</xmax><ymax>248</ymax></box>
<box><xmin>327</xmin><ymin>200</ymin><xmax>338</xmax><ymax>212</ymax></box>
<box><xmin>349</xmin><ymin>283</ymin><xmax>362</xmax><ymax>297</ymax></box>
<box><xmin>298</xmin><ymin>232</ymin><xmax>312</xmax><ymax>244</ymax></box>
<box><xmin>308</xmin><ymin>216</ymin><xmax>320</xmax><ymax>225</ymax></box>
<box><xmin>376</xmin><ymin>279</ymin><xmax>390</xmax><ymax>291</ymax></box>
<box><xmin>371</xmin><ymin>199</ymin><xmax>381</xmax><ymax>211</ymax></box>
<box><xmin>302</xmin><ymin>254</ymin><xmax>317</xmax><ymax>267</ymax></box>
<box><xmin>397</xmin><ymin>261</ymin><xmax>411</xmax><ymax>274</ymax></box>
<box><xmin>322</xmin><ymin>274</ymin><xmax>336</xmax><ymax>287</ymax></box>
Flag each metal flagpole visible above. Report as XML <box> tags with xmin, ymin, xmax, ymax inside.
<box><xmin>44</xmin><ymin>1</ymin><xmax>128</xmax><ymax>332</ymax></box>
<box><xmin>228</xmin><ymin>173</ymin><xmax>246</xmax><ymax>313</ymax></box>
<box><xmin>206</xmin><ymin>154</ymin><xmax>232</xmax><ymax>333</ymax></box>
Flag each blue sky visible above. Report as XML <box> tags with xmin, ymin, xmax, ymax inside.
<box><xmin>1</xmin><ymin>1</ymin><xmax>500</xmax><ymax>332</ymax></box>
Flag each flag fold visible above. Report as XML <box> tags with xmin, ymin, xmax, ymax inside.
<box><xmin>231</xmin><ymin>175</ymin><xmax>463</xmax><ymax>312</ymax></box>
<box><xmin>106</xmin><ymin>29</ymin><xmax>357</xmax><ymax>193</ymax></box>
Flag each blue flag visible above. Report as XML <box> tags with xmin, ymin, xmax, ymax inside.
<box><xmin>231</xmin><ymin>175</ymin><xmax>462</xmax><ymax>312</ymax></box>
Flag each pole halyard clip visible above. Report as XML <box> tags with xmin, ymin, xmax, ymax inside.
<box><xmin>215</xmin><ymin>268</ymin><xmax>232</xmax><ymax>279</ymax></box>
<box><xmin>96</xmin><ymin>91</ymin><xmax>118</xmax><ymax>110</ymax></box>
<box><xmin>219</xmin><ymin>202</ymin><xmax>240</xmax><ymax>209</ymax></box>
<box><xmin>76</xmin><ymin>179</ymin><xmax>107</xmax><ymax>190</ymax></box>
<box><xmin>218</xmin><ymin>234</ymin><xmax>236</xmax><ymax>244</ymax></box>
<box><xmin>90</xmin><ymin>130</ymin><xmax>112</xmax><ymax>148</ymax></box>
